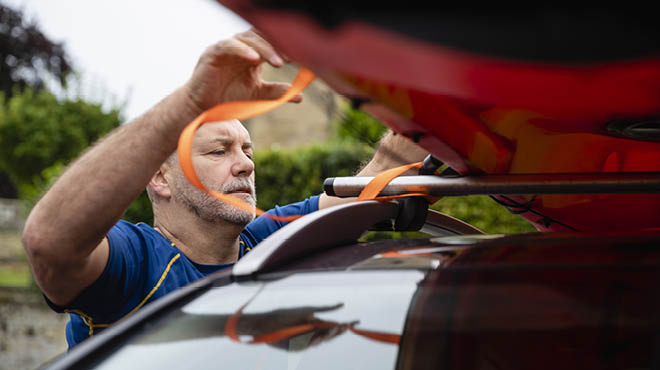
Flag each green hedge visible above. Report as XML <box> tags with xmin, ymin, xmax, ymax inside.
<box><xmin>254</xmin><ymin>141</ymin><xmax>373</xmax><ymax>210</ymax></box>
<box><xmin>430</xmin><ymin>196</ymin><xmax>536</xmax><ymax>234</ymax></box>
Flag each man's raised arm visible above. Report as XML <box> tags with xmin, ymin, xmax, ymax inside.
<box><xmin>22</xmin><ymin>30</ymin><xmax>298</xmax><ymax>306</ymax></box>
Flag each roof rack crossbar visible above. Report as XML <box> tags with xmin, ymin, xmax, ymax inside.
<box><xmin>324</xmin><ymin>172</ymin><xmax>660</xmax><ymax>197</ymax></box>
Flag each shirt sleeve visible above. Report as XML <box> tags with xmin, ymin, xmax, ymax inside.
<box><xmin>242</xmin><ymin>195</ymin><xmax>320</xmax><ymax>246</ymax></box>
<box><xmin>44</xmin><ymin>220</ymin><xmax>151</xmax><ymax>321</ymax></box>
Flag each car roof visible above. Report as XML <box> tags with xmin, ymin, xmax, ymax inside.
<box><xmin>43</xmin><ymin>229</ymin><xmax>660</xmax><ymax>369</ymax></box>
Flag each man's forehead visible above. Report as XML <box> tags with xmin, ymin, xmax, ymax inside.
<box><xmin>194</xmin><ymin>120</ymin><xmax>251</xmax><ymax>143</ymax></box>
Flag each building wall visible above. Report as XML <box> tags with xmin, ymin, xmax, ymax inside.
<box><xmin>242</xmin><ymin>63</ymin><xmax>344</xmax><ymax>150</ymax></box>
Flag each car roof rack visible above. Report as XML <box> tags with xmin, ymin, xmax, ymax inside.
<box><xmin>235</xmin><ymin>170</ymin><xmax>660</xmax><ymax>277</ymax></box>
<box><xmin>232</xmin><ymin>200</ymin><xmax>481</xmax><ymax>277</ymax></box>
<box><xmin>324</xmin><ymin>172</ymin><xmax>660</xmax><ymax>197</ymax></box>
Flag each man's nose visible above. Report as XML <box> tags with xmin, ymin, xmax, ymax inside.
<box><xmin>231</xmin><ymin>152</ymin><xmax>254</xmax><ymax>177</ymax></box>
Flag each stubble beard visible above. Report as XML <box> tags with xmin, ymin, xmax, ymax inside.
<box><xmin>173</xmin><ymin>176</ymin><xmax>257</xmax><ymax>226</ymax></box>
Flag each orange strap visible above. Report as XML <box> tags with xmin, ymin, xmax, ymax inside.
<box><xmin>225</xmin><ymin>298</ymin><xmax>400</xmax><ymax>345</ymax></box>
<box><xmin>358</xmin><ymin>161</ymin><xmax>441</xmax><ymax>203</ymax></box>
<box><xmin>177</xmin><ymin>68</ymin><xmax>315</xmax><ymax>222</ymax></box>
<box><xmin>357</xmin><ymin>162</ymin><xmax>424</xmax><ymax>201</ymax></box>
<box><xmin>349</xmin><ymin>326</ymin><xmax>401</xmax><ymax>344</ymax></box>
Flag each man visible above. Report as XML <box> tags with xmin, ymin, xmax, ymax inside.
<box><xmin>22</xmin><ymin>30</ymin><xmax>427</xmax><ymax>348</ymax></box>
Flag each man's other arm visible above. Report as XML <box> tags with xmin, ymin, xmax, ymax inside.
<box><xmin>318</xmin><ymin>131</ymin><xmax>428</xmax><ymax>209</ymax></box>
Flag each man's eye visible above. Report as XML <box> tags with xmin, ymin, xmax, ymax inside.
<box><xmin>211</xmin><ymin>150</ymin><xmax>225</xmax><ymax>156</ymax></box>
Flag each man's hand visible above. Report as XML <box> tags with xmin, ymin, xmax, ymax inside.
<box><xmin>319</xmin><ymin>130</ymin><xmax>429</xmax><ymax>209</ymax></box>
<box><xmin>183</xmin><ymin>29</ymin><xmax>302</xmax><ymax>113</ymax></box>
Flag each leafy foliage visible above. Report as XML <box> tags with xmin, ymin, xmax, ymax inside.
<box><xmin>16</xmin><ymin>160</ymin><xmax>65</xmax><ymax>212</ymax></box>
<box><xmin>334</xmin><ymin>106</ymin><xmax>388</xmax><ymax>146</ymax></box>
<box><xmin>0</xmin><ymin>3</ymin><xmax>73</xmax><ymax>197</ymax></box>
<box><xmin>123</xmin><ymin>191</ymin><xmax>153</xmax><ymax>225</ymax></box>
<box><xmin>0</xmin><ymin>171</ymin><xmax>16</xmax><ymax>198</ymax></box>
<box><xmin>363</xmin><ymin>195</ymin><xmax>536</xmax><ymax>241</ymax></box>
<box><xmin>430</xmin><ymin>196</ymin><xmax>536</xmax><ymax>234</ymax></box>
<box><xmin>255</xmin><ymin>141</ymin><xmax>373</xmax><ymax>210</ymax></box>
<box><xmin>0</xmin><ymin>4</ymin><xmax>72</xmax><ymax>96</ymax></box>
<box><xmin>0</xmin><ymin>88</ymin><xmax>121</xmax><ymax>203</ymax></box>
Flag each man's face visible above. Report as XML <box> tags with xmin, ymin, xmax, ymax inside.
<box><xmin>170</xmin><ymin>120</ymin><xmax>256</xmax><ymax>225</ymax></box>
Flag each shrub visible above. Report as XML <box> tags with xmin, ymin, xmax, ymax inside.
<box><xmin>255</xmin><ymin>141</ymin><xmax>373</xmax><ymax>210</ymax></box>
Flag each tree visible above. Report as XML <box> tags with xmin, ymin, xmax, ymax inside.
<box><xmin>0</xmin><ymin>3</ymin><xmax>73</xmax><ymax>197</ymax></box>
<box><xmin>0</xmin><ymin>4</ymin><xmax>71</xmax><ymax>96</ymax></box>
<box><xmin>0</xmin><ymin>88</ymin><xmax>121</xmax><ymax>202</ymax></box>
<box><xmin>334</xmin><ymin>105</ymin><xmax>388</xmax><ymax>147</ymax></box>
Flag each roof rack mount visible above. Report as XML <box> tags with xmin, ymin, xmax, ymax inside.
<box><xmin>232</xmin><ymin>200</ymin><xmax>483</xmax><ymax>277</ymax></box>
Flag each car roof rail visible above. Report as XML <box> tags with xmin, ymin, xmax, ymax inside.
<box><xmin>423</xmin><ymin>209</ymin><xmax>484</xmax><ymax>235</ymax></box>
<box><xmin>232</xmin><ymin>200</ymin><xmax>483</xmax><ymax>277</ymax></box>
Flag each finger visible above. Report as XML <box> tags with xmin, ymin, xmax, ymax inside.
<box><xmin>279</xmin><ymin>51</ymin><xmax>292</xmax><ymax>64</ymax></box>
<box><xmin>290</xmin><ymin>93</ymin><xmax>303</xmax><ymax>104</ymax></box>
<box><xmin>236</xmin><ymin>30</ymin><xmax>284</xmax><ymax>67</ymax></box>
<box><xmin>248</xmin><ymin>27</ymin><xmax>268</xmax><ymax>41</ymax></box>
<box><xmin>206</xmin><ymin>38</ymin><xmax>261</xmax><ymax>64</ymax></box>
<box><xmin>258</xmin><ymin>82</ymin><xmax>304</xmax><ymax>103</ymax></box>
<box><xmin>246</xmin><ymin>28</ymin><xmax>289</xmax><ymax>62</ymax></box>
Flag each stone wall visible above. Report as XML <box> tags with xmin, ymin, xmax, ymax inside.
<box><xmin>0</xmin><ymin>198</ymin><xmax>23</xmax><ymax>231</ymax></box>
<box><xmin>242</xmin><ymin>64</ymin><xmax>346</xmax><ymax>150</ymax></box>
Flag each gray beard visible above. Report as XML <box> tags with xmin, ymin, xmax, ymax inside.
<box><xmin>172</xmin><ymin>176</ymin><xmax>256</xmax><ymax>226</ymax></box>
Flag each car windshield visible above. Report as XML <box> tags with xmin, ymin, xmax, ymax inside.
<box><xmin>93</xmin><ymin>270</ymin><xmax>425</xmax><ymax>370</ymax></box>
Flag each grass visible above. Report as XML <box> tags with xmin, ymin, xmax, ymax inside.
<box><xmin>0</xmin><ymin>263</ymin><xmax>32</xmax><ymax>288</ymax></box>
<box><xmin>0</xmin><ymin>230</ymin><xmax>23</xmax><ymax>258</ymax></box>
<box><xmin>0</xmin><ymin>230</ymin><xmax>34</xmax><ymax>289</ymax></box>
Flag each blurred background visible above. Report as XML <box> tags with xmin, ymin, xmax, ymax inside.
<box><xmin>0</xmin><ymin>0</ymin><xmax>534</xmax><ymax>368</ymax></box>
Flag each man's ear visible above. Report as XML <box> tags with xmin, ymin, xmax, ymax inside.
<box><xmin>149</xmin><ymin>167</ymin><xmax>172</xmax><ymax>199</ymax></box>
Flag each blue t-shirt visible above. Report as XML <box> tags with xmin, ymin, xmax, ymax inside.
<box><xmin>48</xmin><ymin>196</ymin><xmax>319</xmax><ymax>349</ymax></box>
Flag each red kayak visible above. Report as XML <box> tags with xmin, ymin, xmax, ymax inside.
<box><xmin>216</xmin><ymin>3</ymin><xmax>660</xmax><ymax>232</ymax></box>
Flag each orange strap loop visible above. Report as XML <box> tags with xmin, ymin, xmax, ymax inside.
<box><xmin>357</xmin><ymin>161</ymin><xmax>425</xmax><ymax>201</ymax></box>
<box><xmin>177</xmin><ymin>68</ymin><xmax>315</xmax><ymax>222</ymax></box>
<box><xmin>358</xmin><ymin>161</ymin><xmax>441</xmax><ymax>204</ymax></box>
<box><xmin>178</xmin><ymin>67</ymin><xmax>437</xmax><ymax>223</ymax></box>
